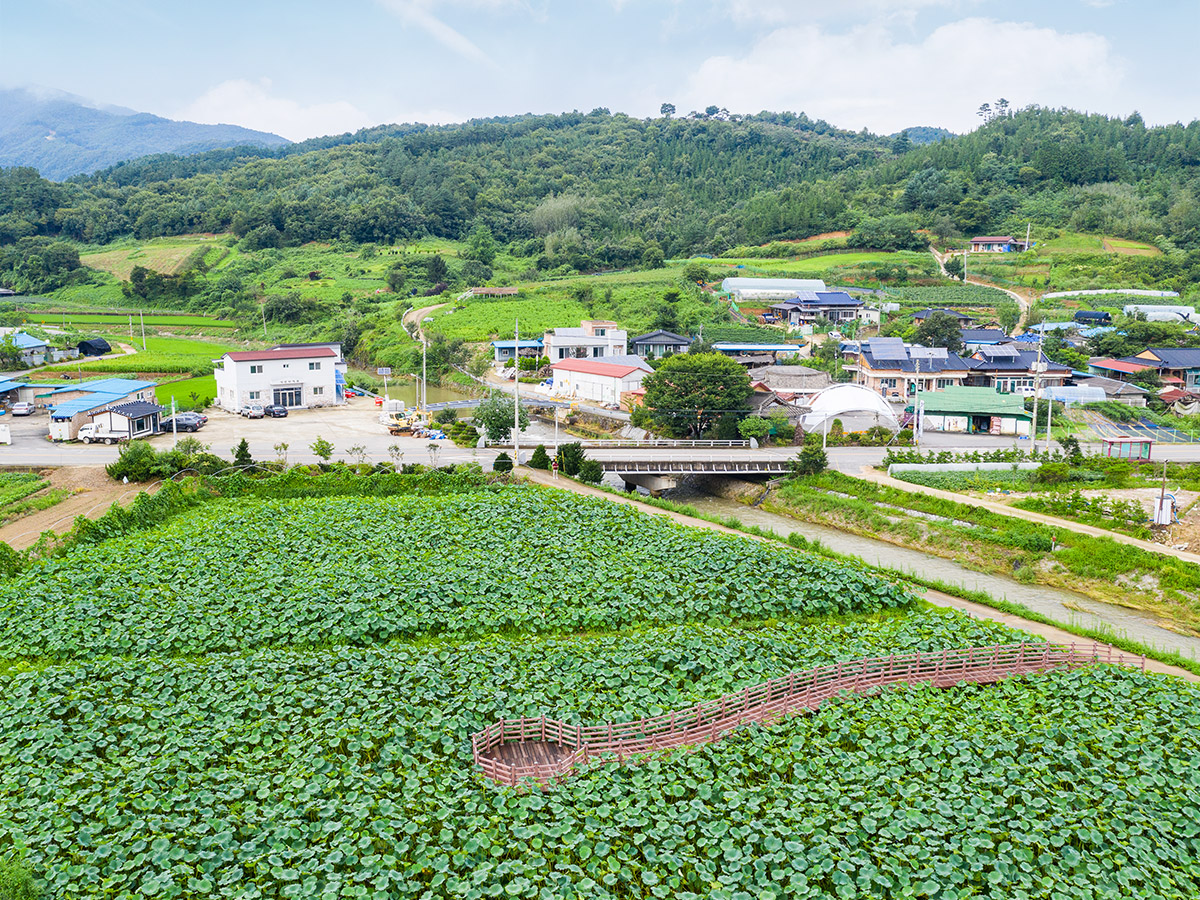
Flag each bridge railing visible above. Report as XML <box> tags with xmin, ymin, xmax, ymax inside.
<box><xmin>471</xmin><ymin>642</ymin><xmax>1141</xmax><ymax>787</ymax></box>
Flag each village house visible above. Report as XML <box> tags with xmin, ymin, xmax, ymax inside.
<box><xmin>960</xmin><ymin>328</ymin><xmax>1011</xmax><ymax>352</ymax></box>
<box><xmin>963</xmin><ymin>344</ymin><xmax>1070</xmax><ymax>394</ymax></box>
<box><xmin>768</xmin><ymin>291</ymin><xmax>865</xmax><ymax>327</ymax></box>
<box><xmin>747</xmin><ymin>364</ymin><xmax>832</xmax><ymax>401</ymax></box>
<box><xmin>214</xmin><ymin>345</ymin><xmax>344</xmax><ymax>412</ymax></box>
<box><xmin>630</xmin><ymin>330</ymin><xmax>691</xmax><ymax>358</ymax></box>
<box><xmin>45</xmin><ymin>377</ymin><xmax>157</xmax><ymax>441</ymax></box>
<box><xmin>1124</xmin><ymin>348</ymin><xmax>1200</xmax><ymax>389</ymax></box>
<box><xmin>549</xmin><ymin>356</ymin><xmax>652</xmax><ymax>406</ymax></box>
<box><xmin>491</xmin><ymin>339</ymin><xmax>544</xmax><ymax>365</ymax></box>
<box><xmin>87</xmin><ymin>400</ymin><xmax>164</xmax><ymax>440</ymax></box>
<box><xmin>543</xmin><ymin>321</ymin><xmax>627</xmax><ymax>360</ymax></box>
<box><xmin>853</xmin><ymin>338</ymin><xmax>970</xmax><ymax>400</ymax></box>
<box><xmin>968</xmin><ymin>236</ymin><xmax>1030</xmax><ymax>253</ymax></box>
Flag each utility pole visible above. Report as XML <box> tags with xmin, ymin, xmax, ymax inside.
<box><xmin>513</xmin><ymin>318</ymin><xmax>520</xmax><ymax>467</ymax></box>
<box><xmin>1025</xmin><ymin>221</ymin><xmax>1032</xmax><ymax>251</ymax></box>
<box><xmin>171</xmin><ymin>397</ymin><xmax>178</xmax><ymax>446</ymax></box>
<box><xmin>421</xmin><ymin>339</ymin><xmax>427</xmax><ymax>413</ymax></box>
<box><xmin>139</xmin><ymin>310</ymin><xmax>147</xmax><ymax>351</ymax></box>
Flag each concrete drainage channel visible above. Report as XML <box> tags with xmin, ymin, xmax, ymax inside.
<box><xmin>661</xmin><ymin>485</ymin><xmax>1200</xmax><ymax>664</ymax></box>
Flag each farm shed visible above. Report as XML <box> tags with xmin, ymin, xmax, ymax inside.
<box><xmin>720</xmin><ymin>278</ymin><xmax>827</xmax><ymax>301</ymax></box>
<box><xmin>491</xmin><ymin>339</ymin><xmax>544</xmax><ymax>364</ymax></box>
<box><xmin>550</xmin><ymin>357</ymin><xmax>652</xmax><ymax>406</ymax></box>
<box><xmin>45</xmin><ymin>377</ymin><xmax>156</xmax><ymax>441</ymax></box>
<box><xmin>78</xmin><ymin>338</ymin><xmax>112</xmax><ymax>357</ymax></box>
<box><xmin>916</xmin><ymin>387</ymin><xmax>1031</xmax><ymax>437</ymax></box>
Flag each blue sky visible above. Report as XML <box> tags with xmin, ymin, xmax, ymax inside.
<box><xmin>4</xmin><ymin>0</ymin><xmax>1196</xmax><ymax>141</ymax></box>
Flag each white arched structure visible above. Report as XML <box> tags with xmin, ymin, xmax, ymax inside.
<box><xmin>798</xmin><ymin>383</ymin><xmax>900</xmax><ymax>434</ymax></box>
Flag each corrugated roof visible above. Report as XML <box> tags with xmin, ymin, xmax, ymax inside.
<box><xmin>551</xmin><ymin>358</ymin><xmax>648</xmax><ymax>378</ymax></box>
<box><xmin>970</xmin><ymin>236</ymin><xmax>1017</xmax><ymax>243</ymax></box>
<box><xmin>631</xmin><ymin>331</ymin><xmax>691</xmax><ymax>345</ymax></box>
<box><xmin>224</xmin><ymin>348</ymin><xmax>338</xmax><ymax>362</ymax></box>
<box><xmin>0</xmin><ymin>379</ymin><xmax>27</xmax><ymax>393</ymax></box>
<box><xmin>50</xmin><ymin>392</ymin><xmax>132</xmax><ymax>418</ymax></box>
<box><xmin>1134</xmin><ymin>348</ymin><xmax>1200</xmax><ymax>369</ymax></box>
<box><xmin>712</xmin><ymin>342</ymin><xmax>805</xmax><ymax>352</ymax></box>
<box><xmin>918</xmin><ymin>387</ymin><xmax>1030</xmax><ymax>418</ymax></box>
<box><xmin>101</xmin><ymin>400</ymin><xmax>164</xmax><ymax>418</ymax></box>
<box><xmin>491</xmin><ymin>340</ymin><xmax>544</xmax><ymax>349</ymax></box>
<box><xmin>9</xmin><ymin>332</ymin><xmax>47</xmax><ymax>350</ymax></box>
<box><xmin>1090</xmin><ymin>358</ymin><xmax>1154</xmax><ymax>375</ymax></box>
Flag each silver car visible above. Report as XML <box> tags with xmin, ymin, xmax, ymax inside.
<box><xmin>240</xmin><ymin>404</ymin><xmax>265</xmax><ymax>419</ymax></box>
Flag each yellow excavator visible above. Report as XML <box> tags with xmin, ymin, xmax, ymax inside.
<box><xmin>385</xmin><ymin>409</ymin><xmax>427</xmax><ymax>436</ymax></box>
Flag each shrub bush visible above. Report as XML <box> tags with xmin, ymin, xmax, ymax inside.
<box><xmin>578</xmin><ymin>459</ymin><xmax>603</xmax><ymax>483</ymax></box>
<box><xmin>493</xmin><ymin>452</ymin><xmax>513</xmax><ymax>473</ymax></box>
<box><xmin>529</xmin><ymin>444</ymin><xmax>551</xmax><ymax>469</ymax></box>
<box><xmin>558</xmin><ymin>442</ymin><xmax>585</xmax><ymax>476</ymax></box>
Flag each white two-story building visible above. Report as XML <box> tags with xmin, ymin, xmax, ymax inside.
<box><xmin>543</xmin><ymin>321</ymin><xmax>627</xmax><ymax>360</ymax></box>
<box><xmin>214</xmin><ymin>346</ymin><xmax>344</xmax><ymax>412</ymax></box>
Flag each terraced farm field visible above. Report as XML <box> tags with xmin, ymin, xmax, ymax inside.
<box><xmin>1</xmin><ymin>477</ymin><xmax>1197</xmax><ymax>899</ymax></box>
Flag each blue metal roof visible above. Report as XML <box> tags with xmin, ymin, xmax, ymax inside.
<box><xmin>50</xmin><ymin>392</ymin><xmax>132</xmax><ymax>419</ymax></box>
<box><xmin>47</xmin><ymin>377</ymin><xmax>154</xmax><ymax>396</ymax></box>
<box><xmin>9</xmin><ymin>332</ymin><xmax>47</xmax><ymax>350</ymax></box>
<box><xmin>491</xmin><ymin>340</ymin><xmax>543</xmax><ymax>349</ymax></box>
<box><xmin>713</xmin><ymin>342</ymin><xmax>806</xmax><ymax>352</ymax></box>
<box><xmin>0</xmin><ymin>379</ymin><xmax>26</xmax><ymax>393</ymax></box>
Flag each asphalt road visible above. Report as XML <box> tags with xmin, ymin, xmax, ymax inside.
<box><xmin>4</xmin><ymin>400</ymin><xmax>1200</xmax><ymax>469</ymax></box>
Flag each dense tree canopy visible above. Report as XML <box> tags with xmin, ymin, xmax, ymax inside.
<box><xmin>640</xmin><ymin>352</ymin><xmax>753</xmax><ymax>436</ymax></box>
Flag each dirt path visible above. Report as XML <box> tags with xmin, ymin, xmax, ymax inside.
<box><xmin>403</xmin><ymin>303</ymin><xmax>448</xmax><ymax>342</ymax></box>
<box><xmin>0</xmin><ymin>467</ymin><xmax>157</xmax><ymax>549</ymax></box>
<box><xmin>521</xmin><ymin>467</ymin><xmax>1197</xmax><ymax>682</ymax></box>
<box><xmin>859</xmin><ymin>466</ymin><xmax>1200</xmax><ymax>566</ymax></box>
<box><xmin>930</xmin><ymin>248</ymin><xmax>1033</xmax><ymax>327</ymax></box>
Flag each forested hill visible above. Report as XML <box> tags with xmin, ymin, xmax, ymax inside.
<box><xmin>3</xmin><ymin>106</ymin><xmax>1200</xmax><ymax>260</ymax></box>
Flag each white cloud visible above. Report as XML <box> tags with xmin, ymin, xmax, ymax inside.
<box><xmin>176</xmin><ymin>79</ymin><xmax>374</xmax><ymax>142</ymax></box>
<box><xmin>376</xmin><ymin>0</ymin><xmax>515</xmax><ymax>68</ymax></box>
<box><xmin>721</xmin><ymin>0</ymin><xmax>961</xmax><ymax>23</ymax></box>
<box><xmin>678</xmin><ymin>17</ymin><xmax>1123</xmax><ymax>133</ymax></box>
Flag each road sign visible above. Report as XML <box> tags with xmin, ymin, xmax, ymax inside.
<box><xmin>376</xmin><ymin>367</ymin><xmax>392</xmax><ymax>376</ymax></box>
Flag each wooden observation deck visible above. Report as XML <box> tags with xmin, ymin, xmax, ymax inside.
<box><xmin>472</xmin><ymin>642</ymin><xmax>1143</xmax><ymax>787</ymax></box>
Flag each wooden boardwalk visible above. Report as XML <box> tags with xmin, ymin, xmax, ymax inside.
<box><xmin>472</xmin><ymin>642</ymin><xmax>1144</xmax><ymax>787</ymax></box>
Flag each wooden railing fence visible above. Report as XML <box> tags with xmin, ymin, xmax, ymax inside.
<box><xmin>472</xmin><ymin>642</ymin><xmax>1143</xmax><ymax>787</ymax></box>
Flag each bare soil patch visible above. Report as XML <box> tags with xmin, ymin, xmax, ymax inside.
<box><xmin>0</xmin><ymin>466</ymin><xmax>155</xmax><ymax>550</ymax></box>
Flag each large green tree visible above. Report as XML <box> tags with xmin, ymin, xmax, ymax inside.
<box><xmin>640</xmin><ymin>352</ymin><xmax>753</xmax><ymax>436</ymax></box>
<box><xmin>914</xmin><ymin>311</ymin><xmax>965</xmax><ymax>353</ymax></box>
<box><xmin>474</xmin><ymin>394</ymin><xmax>529</xmax><ymax>442</ymax></box>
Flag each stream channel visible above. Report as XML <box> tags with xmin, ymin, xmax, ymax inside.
<box><xmin>655</xmin><ymin>482</ymin><xmax>1200</xmax><ymax>662</ymax></box>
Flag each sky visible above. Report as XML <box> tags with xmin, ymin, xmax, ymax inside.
<box><xmin>4</xmin><ymin>0</ymin><xmax>1197</xmax><ymax>142</ymax></box>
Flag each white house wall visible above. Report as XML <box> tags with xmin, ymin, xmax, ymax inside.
<box><xmin>215</xmin><ymin>357</ymin><xmax>340</xmax><ymax>412</ymax></box>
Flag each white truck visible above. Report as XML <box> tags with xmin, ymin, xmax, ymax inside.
<box><xmin>77</xmin><ymin>423</ymin><xmax>129</xmax><ymax>445</ymax></box>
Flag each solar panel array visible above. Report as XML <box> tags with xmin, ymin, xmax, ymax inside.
<box><xmin>980</xmin><ymin>344</ymin><xmax>1019</xmax><ymax>359</ymax></box>
<box><xmin>868</xmin><ymin>337</ymin><xmax>907</xmax><ymax>360</ymax></box>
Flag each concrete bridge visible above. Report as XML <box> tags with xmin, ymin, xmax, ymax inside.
<box><xmin>587</xmin><ymin>450</ymin><xmax>794</xmax><ymax>494</ymax></box>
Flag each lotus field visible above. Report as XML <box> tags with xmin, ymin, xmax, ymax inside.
<box><xmin>1</xmin><ymin>482</ymin><xmax>1198</xmax><ymax>899</ymax></box>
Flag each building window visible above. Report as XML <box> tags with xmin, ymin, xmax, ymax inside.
<box><xmin>313</xmin><ymin>387</ymin><xmax>324</xmax><ymax>395</ymax></box>
<box><xmin>249</xmin><ymin>391</ymin><xmax>260</xmax><ymax>400</ymax></box>
<box><xmin>250</xmin><ymin>365</ymin><xmax>263</xmax><ymax>374</ymax></box>
<box><xmin>595</xmin><ymin>328</ymin><xmax>606</xmax><ymax>336</ymax></box>
<box><xmin>309</xmin><ymin>361</ymin><xmax>321</xmax><ymax>370</ymax></box>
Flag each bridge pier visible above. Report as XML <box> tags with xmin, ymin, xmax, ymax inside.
<box><xmin>619</xmin><ymin>473</ymin><xmax>679</xmax><ymax>496</ymax></box>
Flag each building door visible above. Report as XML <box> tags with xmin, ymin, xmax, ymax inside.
<box><xmin>273</xmin><ymin>387</ymin><xmax>303</xmax><ymax>407</ymax></box>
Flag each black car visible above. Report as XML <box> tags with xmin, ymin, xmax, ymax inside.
<box><xmin>263</xmin><ymin>404</ymin><xmax>289</xmax><ymax>418</ymax></box>
<box><xmin>161</xmin><ymin>412</ymin><xmax>207</xmax><ymax>433</ymax></box>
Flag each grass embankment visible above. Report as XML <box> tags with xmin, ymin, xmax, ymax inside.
<box><xmin>585</xmin><ymin>481</ymin><xmax>1200</xmax><ymax>677</ymax></box>
<box><xmin>770</xmin><ymin>472</ymin><xmax>1200</xmax><ymax>635</ymax></box>
<box><xmin>37</xmin><ymin>336</ymin><xmax>238</xmax><ymax>377</ymax></box>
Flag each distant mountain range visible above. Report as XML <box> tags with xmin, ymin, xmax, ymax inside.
<box><xmin>0</xmin><ymin>87</ymin><xmax>290</xmax><ymax>180</ymax></box>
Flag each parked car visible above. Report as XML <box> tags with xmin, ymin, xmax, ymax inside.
<box><xmin>240</xmin><ymin>404</ymin><xmax>265</xmax><ymax>419</ymax></box>
<box><xmin>262</xmin><ymin>404</ymin><xmax>289</xmax><ymax>418</ymax></box>
<box><xmin>161</xmin><ymin>412</ymin><xmax>207</xmax><ymax>433</ymax></box>
<box><xmin>10</xmin><ymin>402</ymin><xmax>34</xmax><ymax>416</ymax></box>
